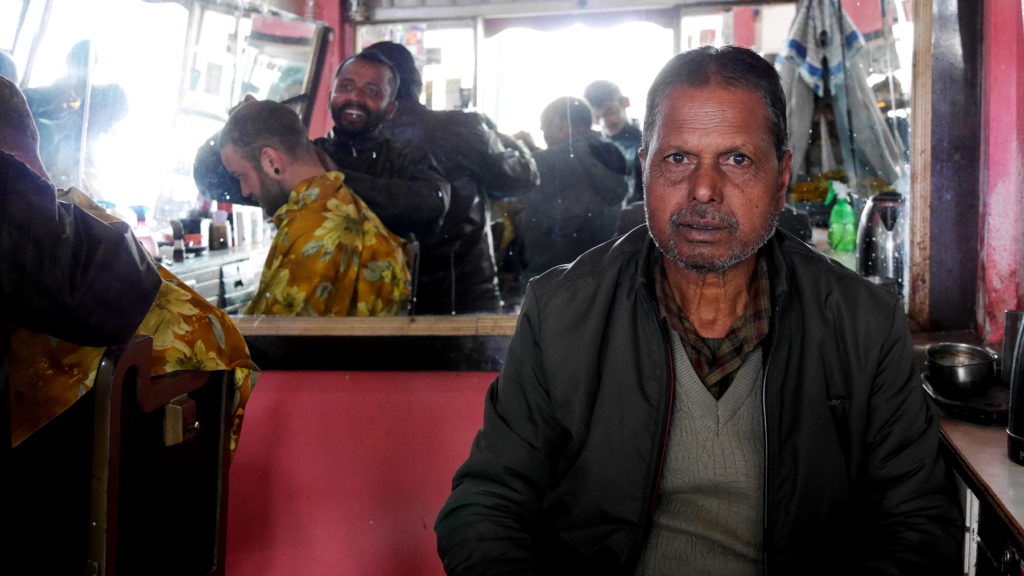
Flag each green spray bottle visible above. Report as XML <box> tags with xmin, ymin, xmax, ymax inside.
<box><xmin>826</xmin><ymin>180</ymin><xmax>856</xmax><ymax>252</ymax></box>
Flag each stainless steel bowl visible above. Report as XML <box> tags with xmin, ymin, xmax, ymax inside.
<box><xmin>925</xmin><ymin>342</ymin><xmax>997</xmax><ymax>399</ymax></box>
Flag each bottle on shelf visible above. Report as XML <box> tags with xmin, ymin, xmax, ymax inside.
<box><xmin>210</xmin><ymin>210</ymin><xmax>230</xmax><ymax>251</ymax></box>
<box><xmin>826</xmin><ymin>180</ymin><xmax>856</xmax><ymax>252</ymax></box>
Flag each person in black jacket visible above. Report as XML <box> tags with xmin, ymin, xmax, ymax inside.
<box><xmin>513</xmin><ymin>96</ymin><xmax>628</xmax><ymax>294</ymax></box>
<box><xmin>314</xmin><ymin>51</ymin><xmax>451</xmax><ymax>279</ymax></box>
<box><xmin>435</xmin><ymin>46</ymin><xmax>961</xmax><ymax>575</ymax></box>
<box><xmin>584</xmin><ymin>79</ymin><xmax>644</xmax><ymax>204</ymax></box>
<box><xmin>0</xmin><ymin>75</ymin><xmax>161</xmax><ymax>450</ymax></box>
<box><xmin>363</xmin><ymin>41</ymin><xmax>539</xmax><ymax>315</ymax></box>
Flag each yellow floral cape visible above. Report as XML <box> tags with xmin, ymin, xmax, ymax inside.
<box><xmin>245</xmin><ymin>171</ymin><xmax>410</xmax><ymax>316</ymax></box>
<box><xmin>8</xmin><ymin>188</ymin><xmax>259</xmax><ymax>459</ymax></box>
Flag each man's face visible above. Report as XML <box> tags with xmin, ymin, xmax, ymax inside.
<box><xmin>221</xmin><ymin>143</ymin><xmax>291</xmax><ymax>218</ymax></box>
<box><xmin>329</xmin><ymin>59</ymin><xmax>397</xmax><ymax>137</ymax></box>
<box><xmin>593</xmin><ymin>97</ymin><xmax>629</xmax><ymax>136</ymax></box>
<box><xmin>642</xmin><ymin>82</ymin><xmax>790</xmax><ymax>274</ymax></box>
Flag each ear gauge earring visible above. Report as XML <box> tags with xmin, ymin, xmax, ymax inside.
<box><xmin>274</xmin><ymin>168</ymin><xmax>280</xmax><ymax>174</ymax></box>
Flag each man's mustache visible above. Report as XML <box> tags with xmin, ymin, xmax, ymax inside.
<box><xmin>669</xmin><ymin>206</ymin><xmax>738</xmax><ymax>230</ymax></box>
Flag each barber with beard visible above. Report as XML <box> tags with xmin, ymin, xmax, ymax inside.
<box><xmin>314</xmin><ymin>51</ymin><xmax>450</xmax><ymax>244</ymax></box>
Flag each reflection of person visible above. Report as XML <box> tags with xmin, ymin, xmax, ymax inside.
<box><xmin>314</xmin><ymin>51</ymin><xmax>451</xmax><ymax>244</ymax></box>
<box><xmin>364</xmin><ymin>41</ymin><xmax>539</xmax><ymax>315</ymax></box>
<box><xmin>436</xmin><ymin>46</ymin><xmax>961</xmax><ymax>574</ymax></box>
<box><xmin>0</xmin><ymin>76</ymin><xmax>161</xmax><ymax>446</ymax></box>
<box><xmin>514</xmin><ymin>96</ymin><xmax>627</xmax><ymax>291</ymax></box>
<box><xmin>1</xmin><ymin>76</ymin><xmax>258</xmax><ymax>458</ymax></box>
<box><xmin>22</xmin><ymin>40</ymin><xmax>128</xmax><ymax>194</ymax></box>
<box><xmin>221</xmin><ymin>99</ymin><xmax>410</xmax><ymax>316</ymax></box>
<box><xmin>584</xmin><ymin>79</ymin><xmax>644</xmax><ymax>202</ymax></box>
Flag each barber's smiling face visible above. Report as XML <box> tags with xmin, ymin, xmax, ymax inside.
<box><xmin>329</xmin><ymin>59</ymin><xmax>397</xmax><ymax>137</ymax></box>
<box><xmin>642</xmin><ymin>81</ymin><xmax>791</xmax><ymax>274</ymax></box>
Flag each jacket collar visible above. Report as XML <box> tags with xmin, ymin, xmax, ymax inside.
<box><xmin>764</xmin><ymin>229</ymin><xmax>793</xmax><ymax>314</ymax></box>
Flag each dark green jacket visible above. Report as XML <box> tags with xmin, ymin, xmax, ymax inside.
<box><xmin>436</xmin><ymin>226</ymin><xmax>962</xmax><ymax>576</ymax></box>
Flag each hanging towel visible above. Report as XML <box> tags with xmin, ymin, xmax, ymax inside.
<box><xmin>776</xmin><ymin>0</ymin><xmax>905</xmax><ymax>186</ymax></box>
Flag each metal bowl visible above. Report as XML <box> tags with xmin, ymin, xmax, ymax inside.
<box><xmin>925</xmin><ymin>343</ymin><xmax>997</xmax><ymax>399</ymax></box>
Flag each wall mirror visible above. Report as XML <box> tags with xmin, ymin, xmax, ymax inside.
<box><xmin>1</xmin><ymin>0</ymin><xmax>915</xmax><ymax>333</ymax></box>
<box><xmin>2</xmin><ymin>0</ymin><xmax>329</xmax><ymax>218</ymax></box>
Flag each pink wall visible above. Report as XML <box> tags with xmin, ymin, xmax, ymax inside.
<box><xmin>733</xmin><ymin>7</ymin><xmax>756</xmax><ymax>49</ymax></box>
<box><xmin>308</xmin><ymin>0</ymin><xmax>351</xmax><ymax>140</ymax></box>
<box><xmin>978</xmin><ymin>0</ymin><xmax>1024</xmax><ymax>344</ymax></box>
<box><xmin>844</xmin><ymin>1</ymin><xmax>884</xmax><ymax>34</ymax></box>
<box><xmin>226</xmin><ymin>370</ymin><xmax>494</xmax><ymax>576</ymax></box>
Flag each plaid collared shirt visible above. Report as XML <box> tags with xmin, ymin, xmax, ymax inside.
<box><xmin>655</xmin><ymin>254</ymin><xmax>772</xmax><ymax>400</ymax></box>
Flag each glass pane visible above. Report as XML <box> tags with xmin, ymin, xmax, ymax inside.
<box><xmin>778</xmin><ymin>0</ymin><xmax>914</xmax><ymax>300</ymax></box>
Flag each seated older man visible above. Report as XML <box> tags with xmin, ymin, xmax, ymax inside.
<box><xmin>219</xmin><ymin>99</ymin><xmax>410</xmax><ymax>316</ymax></box>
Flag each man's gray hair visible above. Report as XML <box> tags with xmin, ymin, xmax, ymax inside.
<box><xmin>641</xmin><ymin>45</ymin><xmax>789</xmax><ymax>163</ymax></box>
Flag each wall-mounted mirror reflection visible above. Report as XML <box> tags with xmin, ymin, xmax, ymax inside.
<box><xmin>1</xmin><ymin>0</ymin><xmax>914</xmax><ymax>319</ymax></box>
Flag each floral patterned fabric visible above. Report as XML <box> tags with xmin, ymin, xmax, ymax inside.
<box><xmin>8</xmin><ymin>187</ymin><xmax>259</xmax><ymax>459</ymax></box>
<box><xmin>245</xmin><ymin>171</ymin><xmax>410</xmax><ymax>316</ymax></box>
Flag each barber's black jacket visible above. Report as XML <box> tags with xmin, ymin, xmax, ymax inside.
<box><xmin>436</xmin><ymin>226</ymin><xmax>962</xmax><ymax>575</ymax></box>
<box><xmin>314</xmin><ymin>129</ymin><xmax>450</xmax><ymax>242</ymax></box>
<box><xmin>380</xmin><ymin>102</ymin><xmax>539</xmax><ymax>314</ymax></box>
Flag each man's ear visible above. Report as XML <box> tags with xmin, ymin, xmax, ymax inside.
<box><xmin>260</xmin><ymin>146</ymin><xmax>285</xmax><ymax>180</ymax></box>
<box><xmin>385</xmin><ymin>100</ymin><xmax>398</xmax><ymax>120</ymax></box>
<box><xmin>622</xmin><ymin>96</ymin><xmax>631</xmax><ymax>109</ymax></box>
<box><xmin>638</xmin><ymin>148</ymin><xmax>647</xmax><ymax>187</ymax></box>
<box><xmin>776</xmin><ymin>150</ymin><xmax>792</xmax><ymax>211</ymax></box>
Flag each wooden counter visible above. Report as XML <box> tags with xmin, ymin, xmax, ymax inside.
<box><xmin>232</xmin><ymin>315</ymin><xmax>518</xmax><ymax>371</ymax></box>
<box><xmin>941</xmin><ymin>417</ymin><xmax>1024</xmax><ymax>575</ymax></box>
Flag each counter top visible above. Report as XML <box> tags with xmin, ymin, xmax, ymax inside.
<box><xmin>159</xmin><ymin>243</ymin><xmax>268</xmax><ymax>275</ymax></box>
<box><xmin>940</xmin><ymin>418</ymin><xmax>1024</xmax><ymax>552</ymax></box>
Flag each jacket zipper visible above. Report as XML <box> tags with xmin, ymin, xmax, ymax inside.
<box><xmin>760</xmin><ymin>348</ymin><xmax>773</xmax><ymax>576</ymax></box>
<box><xmin>632</xmin><ymin>341</ymin><xmax>674</xmax><ymax>570</ymax></box>
<box><xmin>761</xmin><ymin>292</ymin><xmax>786</xmax><ymax>576</ymax></box>
<box><xmin>651</xmin><ymin>342</ymin><xmax>675</xmax><ymax>516</ymax></box>
<box><xmin>626</xmin><ymin>309</ymin><xmax>675</xmax><ymax>571</ymax></box>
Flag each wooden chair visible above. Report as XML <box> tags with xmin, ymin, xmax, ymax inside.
<box><xmin>5</xmin><ymin>335</ymin><xmax>231</xmax><ymax>575</ymax></box>
<box><xmin>87</xmin><ymin>337</ymin><xmax>233</xmax><ymax>576</ymax></box>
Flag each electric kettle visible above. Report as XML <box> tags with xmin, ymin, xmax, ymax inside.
<box><xmin>856</xmin><ymin>191</ymin><xmax>907</xmax><ymax>294</ymax></box>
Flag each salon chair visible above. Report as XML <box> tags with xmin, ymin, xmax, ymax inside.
<box><xmin>5</xmin><ymin>337</ymin><xmax>232</xmax><ymax>576</ymax></box>
<box><xmin>89</xmin><ymin>336</ymin><xmax>232</xmax><ymax>576</ymax></box>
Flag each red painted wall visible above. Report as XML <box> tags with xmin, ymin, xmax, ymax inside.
<box><xmin>844</xmin><ymin>1</ymin><xmax>885</xmax><ymax>34</ymax></box>
<box><xmin>733</xmin><ymin>7</ymin><xmax>757</xmax><ymax>49</ymax></box>
<box><xmin>308</xmin><ymin>0</ymin><xmax>352</xmax><ymax>139</ymax></box>
<box><xmin>226</xmin><ymin>370</ymin><xmax>494</xmax><ymax>575</ymax></box>
<box><xmin>978</xmin><ymin>0</ymin><xmax>1024</xmax><ymax>344</ymax></box>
